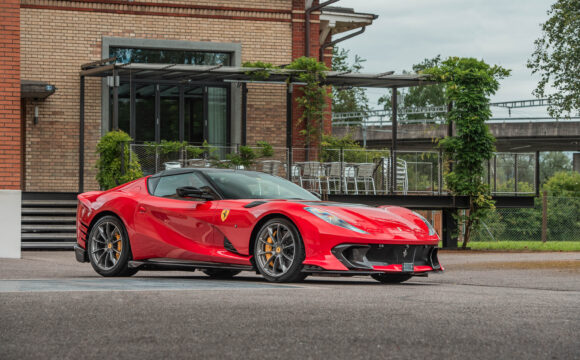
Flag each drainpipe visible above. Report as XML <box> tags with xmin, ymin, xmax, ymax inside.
<box><xmin>319</xmin><ymin>26</ymin><xmax>365</xmax><ymax>62</ymax></box>
<box><xmin>305</xmin><ymin>0</ymin><xmax>340</xmax><ymax>58</ymax></box>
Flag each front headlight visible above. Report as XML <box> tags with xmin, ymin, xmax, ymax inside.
<box><xmin>413</xmin><ymin>211</ymin><xmax>437</xmax><ymax>236</ymax></box>
<box><xmin>304</xmin><ymin>207</ymin><xmax>368</xmax><ymax>234</ymax></box>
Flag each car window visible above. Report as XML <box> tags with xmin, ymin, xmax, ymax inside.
<box><xmin>152</xmin><ymin>172</ymin><xmax>212</xmax><ymax>199</ymax></box>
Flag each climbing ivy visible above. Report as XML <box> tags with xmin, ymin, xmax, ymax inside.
<box><xmin>424</xmin><ymin>57</ymin><xmax>511</xmax><ymax>248</ymax></box>
<box><xmin>243</xmin><ymin>57</ymin><xmax>331</xmax><ymax>152</ymax></box>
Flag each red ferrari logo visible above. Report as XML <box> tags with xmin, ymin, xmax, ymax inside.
<box><xmin>221</xmin><ymin>209</ymin><xmax>230</xmax><ymax>222</ymax></box>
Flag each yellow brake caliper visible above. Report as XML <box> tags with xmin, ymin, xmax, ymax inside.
<box><xmin>115</xmin><ymin>233</ymin><xmax>122</xmax><ymax>259</ymax></box>
<box><xmin>265</xmin><ymin>231</ymin><xmax>276</xmax><ymax>267</ymax></box>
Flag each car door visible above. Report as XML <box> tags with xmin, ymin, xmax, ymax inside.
<box><xmin>132</xmin><ymin>171</ymin><xmax>221</xmax><ymax>262</ymax></box>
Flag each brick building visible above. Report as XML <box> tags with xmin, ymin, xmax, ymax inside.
<box><xmin>0</xmin><ymin>0</ymin><xmax>376</xmax><ymax>194</ymax></box>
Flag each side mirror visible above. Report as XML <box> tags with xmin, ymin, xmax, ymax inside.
<box><xmin>310</xmin><ymin>191</ymin><xmax>322</xmax><ymax>200</ymax></box>
<box><xmin>176</xmin><ymin>186</ymin><xmax>213</xmax><ymax>200</ymax></box>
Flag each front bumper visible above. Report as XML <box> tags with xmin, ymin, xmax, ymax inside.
<box><xmin>304</xmin><ymin>243</ymin><xmax>443</xmax><ymax>274</ymax></box>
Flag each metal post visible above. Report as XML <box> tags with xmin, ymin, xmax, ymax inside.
<box><xmin>242</xmin><ymin>83</ymin><xmax>248</xmax><ymax>146</ymax></box>
<box><xmin>541</xmin><ymin>190</ymin><xmax>548</xmax><ymax>243</ymax></box>
<box><xmin>129</xmin><ymin>81</ymin><xmax>136</xmax><ymax>140</ymax></box>
<box><xmin>112</xmin><ymin>69</ymin><xmax>119</xmax><ymax>130</ymax></box>
<box><xmin>79</xmin><ymin>76</ymin><xmax>85</xmax><ymax>193</ymax></box>
<box><xmin>155</xmin><ymin>84</ymin><xmax>160</xmax><ymax>143</ymax></box>
<box><xmin>438</xmin><ymin>150</ymin><xmax>443</xmax><ymax>195</ymax></box>
<box><xmin>286</xmin><ymin>84</ymin><xmax>293</xmax><ymax>180</ymax></box>
<box><xmin>447</xmin><ymin>102</ymin><xmax>453</xmax><ymax>172</ymax></box>
<box><xmin>493</xmin><ymin>155</ymin><xmax>497</xmax><ymax>194</ymax></box>
<box><xmin>535</xmin><ymin>151</ymin><xmax>540</xmax><ymax>197</ymax></box>
<box><xmin>514</xmin><ymin>154</ymin><xmax>518</xmax><ymax>194</ymax></box>
<box><xmin>179</xmin><ymin>85</ymin><xmax>184</xmax><ymax>142</ymax></box>
<box><xmin>390</xmin><ymin>88</ymin><xmax>398</xmax><ymax>194</ymax></box>
<box><xmin>442</xmin><ymin>209</ymin><xmax>458</xmax><ymax>249</ymax></box>
<box><xmin>120</xmin><ymin>142</ymin><xmax>125</xmax><ymax>176</ymax></box>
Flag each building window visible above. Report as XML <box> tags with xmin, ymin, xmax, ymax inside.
<box><xmin>107</xmin><ymin>47</ymin><xmax>232</xmax><ymax>145</ymax></box>
<box><xmin>109</xmin><ymin>47</ymin><xmax>231</xmax><ymax>66</ymax></box>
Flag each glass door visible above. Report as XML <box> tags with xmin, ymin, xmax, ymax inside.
<box><xmin>207</xmin><ymin>87</ymin><xmax>228</xmax><ymax>147</ymax></box>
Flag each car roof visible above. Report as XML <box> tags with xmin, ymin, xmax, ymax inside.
<box><xmin>149</xmin><ymin>167</ymin><xmax>266</xmax><ymax>178</ymax></box>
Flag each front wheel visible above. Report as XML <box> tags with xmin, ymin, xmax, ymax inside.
<box><xmin>371</xmin><ymin>273</ymin><xmax>412</xmax><ymax>284</ymax></box>
<box><xmin>87</xmin><ymin>215</ymin><xmax>137</xmax><ymax>277</ymax></box>
<box><xmin>253</xmin><ymin>218</ymin><xmax>306</xmax><ymax>283</ymax></box>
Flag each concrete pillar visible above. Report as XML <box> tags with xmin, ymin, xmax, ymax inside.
<box><xmin>573</xmin><ymin>153</ymin><xmax>580</xmax><ymax>173</ymax></box>
<box><xmin>0</xmin><ymin>190</ymin><xmax>21</xmax><ymax>258</ymax></box>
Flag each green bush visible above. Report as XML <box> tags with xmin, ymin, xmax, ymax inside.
<box><xmin>96</xmin><ymin>130</ymin><xmax>143</xmax><ymax>190</ymax></box>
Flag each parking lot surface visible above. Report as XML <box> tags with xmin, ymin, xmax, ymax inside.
<box><xmin>1</xmin><ymin>251</ymin><xmax>579</xmax><ymax>359</ymax></box>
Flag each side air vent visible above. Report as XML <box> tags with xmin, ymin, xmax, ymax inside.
<box><xmin>224</xmin><ymin>237</ymin><xmax>239</xmax><ymax>254</ymax></box>
<box><xmin>243</xmin><ymin>201</ymin><xmax>267</xmax><ymax>208</ymax></box>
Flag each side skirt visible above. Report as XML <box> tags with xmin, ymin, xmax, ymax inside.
<box><xmin>128</xmin><ymin>258</ymin><xmax>254</xmax><ymax>272</ymax></box>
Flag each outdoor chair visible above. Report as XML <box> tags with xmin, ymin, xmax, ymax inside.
<box><xmin>163</xmin><ymin>161</ymin><xmax>181</xmax><ymax>170</ymax></box>
<box><xmin>260</xmin><ymin>160</ymin><xmax>281</xmax><ymax>176</ymax></box>
<box><xmin>355</xmin><ymin>162</ymin><xmax>377</xmax><ymax>195</ymax></box>
<box><xmin>186</xmin><ymin>159</ymin><xmax>208</xmax><ymax>168</ymax></box>
<box><xmin>299</xmin><ymin>161</ymin><xmax>324</xmax><ymax>193</ymax></box>
<box><xmin>383</xmin><ymin>158</ymin><xmax>409</xmax><ymax>195</ymax></box>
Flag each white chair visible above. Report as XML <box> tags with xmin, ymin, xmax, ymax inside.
<box><xmin>383</xmin><ymin>158</ymin><xmax>408</xmax><ymax>195</ymax></box>
<box><xmin>299</xmin><ymin>162</ymin><xmax>323</xmax><ymax>193</ymax></box>
<box><xmin>355</xmin><ymin>163</ymin><xmax>377</xmax><ymax>195</ymax></box>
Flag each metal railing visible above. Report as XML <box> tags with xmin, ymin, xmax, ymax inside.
<box><xmin>122</xmin><ymin>143</ymin><xmax>536</xmax><ymax>196</ymax></box>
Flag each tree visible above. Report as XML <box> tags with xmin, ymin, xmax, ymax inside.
<box><xmin>378</xmin><ymin>56</ymin><xmax>446</xmax><ymax>120</ymax></box>
<box><xmin>527</xmin><ymin>0</ymin><xmax>580</xmax><ymax>118</ymax></box>
<box><xmin>425</xmin><ymin>57</ymin><xmax>511</xmax><ymax>249</ymax></box>
<box><xmin>331</xmin><ymin>47</ymin><xmax>370</xmax><ymax>120</ymax></box>
<box><xmin>540</xmin><ymin>152</ymin><xmax>572</xmax><ymax>184</ymax></box>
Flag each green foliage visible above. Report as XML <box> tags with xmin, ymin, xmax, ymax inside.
<box><xmin>286</xmin><ymin>57</ymin><xmax>331</xmax><ymax>148</ymax></box>
<box><xmin>540</xmin><ymin>152</ymin><xmax>572</xmax><ymax>184</ymax></box>
<box><xmin>331</xmin><ymin>47</ymin><xmax>370</xmax><ymax>120</ymax></box>
<box><xmin>320</xmin><ymin>134</ymin><xmax>389</xmax><ymax>163</ymax></box>
<box><xmin>242</xmin><ymin>61</ymin><xmax>276</xmax><ymax>80</ymax></box>
<box><xmin>543</xmin><ymin>171</ymin><xmax>580</xmax><ymax>196</ymax></box>
<box><xmin>96</xmin><ymin>130</ymin><xmax>143</xmax><ymax>190</ymax></box>
<box><xmin>425</xmin><ymin>57</ymin><xmax>511</xmax><ymax>248</ymax></box>
<box><xmin>527</xmin><ymin>0</ymin><xmax>580</xmax><ymax>118</ymax></box>
<box><xmin>378</xmin><ymin>56</ymin><xmax>446</xmax><ymax>120</ymax></box>
<box><xmin>226</xmin><ymin>141</ymin><xmax>275</xmax><ymax>168</ymax></box>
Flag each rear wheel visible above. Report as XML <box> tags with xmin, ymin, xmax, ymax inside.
<box><xmin>371</xmin><ymin>273</ymin><xmax>412</xmax><ymax>284</ymax></box>
<box><xmin>87</xmin><ymin>215</ymin><xmax>137</xmax><ymax>277</ymax></box>
<box><xmin>254</xmin><ymin>218</ymin><xmax>306</xmax><ymax>283</ymax></box>
<box><xmin>202</xmin><ymin>269</ymin><xmax>241</xmax><ymax>279</ymax></box>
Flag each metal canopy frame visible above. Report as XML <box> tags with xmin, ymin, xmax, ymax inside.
<box><xmin>78</xmin><ymin>61</ymin><xmax>437</xmax><ymax>192</ymax></box>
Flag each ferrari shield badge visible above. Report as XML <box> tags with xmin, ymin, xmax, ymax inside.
<box><xmin>221</xmin><ymin>209</ymin><xmax>230</xmax><ymax>222</ymax></box>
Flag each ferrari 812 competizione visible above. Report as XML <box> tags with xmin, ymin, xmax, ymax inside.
<box><xmin>75</xmin><ymin>168</ymin><xmax>442</xmax><ymax>283</ymax></box>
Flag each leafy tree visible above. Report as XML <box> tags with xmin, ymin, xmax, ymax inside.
<box><xmin>378</xmin><ymin>56</ymin><xmax>446</xmax><ymax>121</ymax></box>
<box><xmin>425</xmin><ymin>57</ymin><xmax>511</xmax><ymax>248</ymax></box>
<box><xmin>540</xmin><ymin>152</ymin><xmax>572</xmax><ymax>184</ymax></box>
<box><xmin>527</xmin><ymin>0</ymin><xmax>580</xmax><ymax>118</ymax></box>
<box><xmin>96</xmin><ymin>130</ymin><xmax>143</xmax><ymax>190</ymax></box>
<box><xmin>543</xmin><ymin>170</ymin><xmax>580</xmax><ymax>195</ymax></box>
<box><xmin>331</xmin><ymin>47</ymin><xmax>370</xmax><ymax>120</ymax></box>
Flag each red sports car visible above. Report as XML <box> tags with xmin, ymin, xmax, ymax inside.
<box><xmin>75</xmin><ymin>168</ymin><xmax>442</xmax><ymax>283</ymax></box>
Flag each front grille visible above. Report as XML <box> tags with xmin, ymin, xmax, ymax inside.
<box><xmin>332</xmin><ymin>244</ymin><xmax>440</xmax><ymax>271</ymax></box>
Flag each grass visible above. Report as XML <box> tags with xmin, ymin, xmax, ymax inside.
<box><xmin>439</xmin><ymin>241</ymin><xmax>580</xmax><ymax>252</ymax></box>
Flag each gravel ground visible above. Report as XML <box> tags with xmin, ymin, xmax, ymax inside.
<box><xmin>0</xmin><ymin>251</ymin><xmax>578</xmax><ymax>360</ymax></box>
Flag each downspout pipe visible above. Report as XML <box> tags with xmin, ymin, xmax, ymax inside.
<box><xmin>305</xmin><ymin>0</ymin><xmax>340</xmax><ymax>58</ymax></box>
<box><xmin>319</xmin><ymin>26</ymin><xmax>365</xmax><ymax>62</ymax></box>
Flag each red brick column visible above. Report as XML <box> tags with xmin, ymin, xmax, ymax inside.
<box><xmin>0</xmin><ymin>0</ymin><xmax>21</xmax><ymax>190</ymax></box>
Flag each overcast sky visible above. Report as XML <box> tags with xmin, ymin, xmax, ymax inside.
<box><xmin>334</xmin><ymin>0</ymin><xmax>553</xmax><ymax>116</ymax></box>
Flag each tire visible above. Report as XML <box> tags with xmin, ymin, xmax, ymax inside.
<box><xmin>87</xmin><ymin>215</ymin><xmax>138</xmax><ymax>277</ymax></box>
<box><xmin>371</xmin><ymin>273</ymin><xmax>412</xmax><ymax>284</ymax></box>
<box><xmin>202</xmin><ymin>269</ymin><xmax>241</xmax><ymax>279</ymax></box>
<box><xmin>253</xmin><ymin>218</ymin><xmax>307</xmax><ymax>283</ymax></box>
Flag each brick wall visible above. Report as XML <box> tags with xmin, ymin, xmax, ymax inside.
<box><xmin>20</xmin><ymin>1</ymin><xmax>295</xmax><ymax>192</ymax></box>
<box><xmin>0</xmin><ymin>0</ymin><xmax>21</xmax><ymax>190</ymax></box>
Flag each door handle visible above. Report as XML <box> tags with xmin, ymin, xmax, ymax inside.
<box><xmin>138</xmin><ymin>205</ymin><xmax>146</xmax><ymax>213</ymax></box>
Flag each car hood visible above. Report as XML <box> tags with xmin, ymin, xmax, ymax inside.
<box><xmin>294</xmin><ymin>201</ymin><xmax>433</xmax><ymax>240</ymax></box>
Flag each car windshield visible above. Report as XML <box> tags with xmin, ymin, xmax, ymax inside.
<box><xmin>204</xmin><ymin>171</ymin><xmax>319</xmax><ymax>200</ymax></box>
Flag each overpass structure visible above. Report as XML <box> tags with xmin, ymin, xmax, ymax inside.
<box><xmin>332</xmin><ymin>99</ymin><xmax>580</xmax><ymax>152</ymax></box>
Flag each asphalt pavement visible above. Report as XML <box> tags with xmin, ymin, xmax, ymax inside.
<box><xmin>0</xmin><ymin>251</ymin><xmax>579</xmax><ymax>360</ymax></box>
